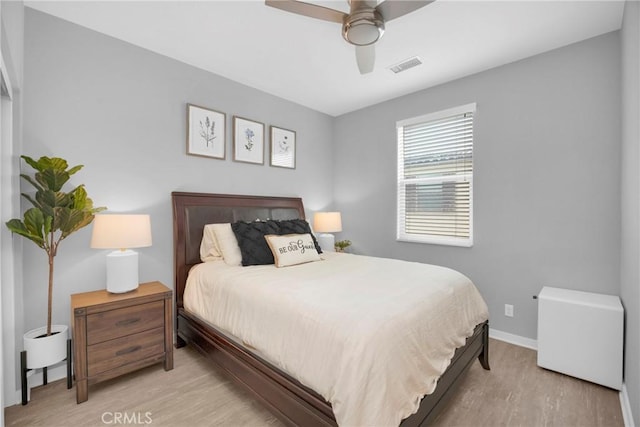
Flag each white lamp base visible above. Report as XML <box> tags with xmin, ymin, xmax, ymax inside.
<box><xmin>106</xmin><ymin>249</ymin><xmax>140</xmax><ymax>293</ymax></box>
<box><xmin>317</xmin><ymin>233</ymin><xmax>335</xmax><ymax>252</ymax></box>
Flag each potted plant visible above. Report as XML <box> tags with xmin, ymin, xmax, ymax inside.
<box><xmin>334</xmin><ymin>239</ymin><xmax>352</xmax><ymax>253</ymax></box>
<box><xmin>6</xmin><ymin>155</ymin><xmax>105</xmax><ymax>371</ymax></box>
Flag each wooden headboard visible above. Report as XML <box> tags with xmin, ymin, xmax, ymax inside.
<box><xmin>171</xmin><ymin>192</ymin><xmax>305</xmax><ymax>308</ymax></box>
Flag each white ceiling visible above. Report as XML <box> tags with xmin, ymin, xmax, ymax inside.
<box><xmin>25</xmin><ymin>0</ymin><xmax>625</xmax><ymax>117</ymax></box>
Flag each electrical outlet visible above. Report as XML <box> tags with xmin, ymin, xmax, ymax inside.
<box><xmin>504</xmin><ymin>304</ymin><xmax>514</xmax><ymax>317</ymax></box>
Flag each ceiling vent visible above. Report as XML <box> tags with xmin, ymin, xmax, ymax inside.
<box><xmin>389</xmin><ymin>56</ymin><xmax>423</xmax><ymax>74</ymax></box>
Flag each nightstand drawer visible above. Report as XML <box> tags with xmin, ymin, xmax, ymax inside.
<box><xmin>87</xmin><ymin>326</ymin><xmax>165</xmax><ymax>376</ymax></box>
<box><xmin>87</xmin><ymin>300</ymin><xmax>164</xmax><ymax>345</ymax></box>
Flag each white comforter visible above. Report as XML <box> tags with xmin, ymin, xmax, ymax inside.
<box><xmin>184</xmin><ymin>252</ymin><xmax>488</xmax><ymax>426</ymax></box>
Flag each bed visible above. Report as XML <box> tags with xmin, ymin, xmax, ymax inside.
<box><xmin>172</xmin><ymin>191</ymin><xmax>490</xmax><ymax>426</ymax></box>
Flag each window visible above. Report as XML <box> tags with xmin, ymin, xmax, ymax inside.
<box><xmin>397</xmin><ymin>103</ymin><xmax>475</xmax><ymax>247</ymax></box>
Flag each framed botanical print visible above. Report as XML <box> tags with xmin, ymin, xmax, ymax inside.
<box><xmin>270</xmin><ymin>126</ymin><xmax>296</xmax><ymax>169</ymax></box>
<box><xmin>186</xmin><ymin>104</ymin><xmax>226</xmax><ymax>159</ymax></box>
<box><xmin>233</xmin><ymin>116</ymin><xmax>265</xmax><ymax>165</ymax></box>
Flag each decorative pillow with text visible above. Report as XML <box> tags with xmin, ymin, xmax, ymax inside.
<box><xmin>265</xmin><ymin>234</ymin><xmax>321</xmax><ymax>268</ymax></box>
<box><xmin>266</xmin><ymin>219</ymin><xmax>323</xmax><ymax>254</ymax></box>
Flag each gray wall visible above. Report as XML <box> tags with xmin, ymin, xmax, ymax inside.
<box><xmin>1</xmin><ymin>0</ymin><xmax>24</xmax><ymax>88</ymax></box>
<box><xmin>21</xmin><ymin>8</ymin><xmax>334</xmax><ymax>335</ymax></box>
<box><xmin>333</xmin><ymin>32</ymin><xmax>621</xmax><ymax>340</ymax></box>
<box><xmin>620</xmin><ymin>0</ymin><xmax>639</xmax><ymax>422</ymax></box>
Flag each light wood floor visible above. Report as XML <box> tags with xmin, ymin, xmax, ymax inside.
<box><xmin>5</xmin><ymin>339</ymin><xmax>623</xmax><ymax>427</ymax></box>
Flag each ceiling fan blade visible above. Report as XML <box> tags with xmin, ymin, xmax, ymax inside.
<box><xmin>265</xmin><ymin>0</ymin><xmax>347</xmax><ymax>24</ymax></box>
<box><xmin>375</xmin><ymin>0</ymin><xmax>434</xmax><ymax>22</ymax></box>
<box><xmin>356</xmin><ymin>45</ymin><xmax>375</xmax><ymax>74</ymax></box>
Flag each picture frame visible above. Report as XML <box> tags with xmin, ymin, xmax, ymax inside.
<box><xmin>187</xmin><ymin>104</ymin><xmax>226</xmax><ymax>159</ymax></box>
<box><xmin>270</xmin><ymin>126</ymin><xmax>296</xmax><ymax>169</ymax></box>
<box><xmin>233</xmin><ymin>116</ymin><xmax>265</xmax><ymax>165</ymax></box>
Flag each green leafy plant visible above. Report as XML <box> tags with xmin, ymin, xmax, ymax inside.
<box><xmin>5</xmin><ymin>156</ymin><xmax>106</xmax><ymax>336</ymax></box>
<box><xmin>334</xmin><ymin>239</ymin><xmax>352</xmax><ymax>252</ymax></box>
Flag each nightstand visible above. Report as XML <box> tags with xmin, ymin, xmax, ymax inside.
<box><xmin>70</xmin><ymin>281</ymin><xmax>173</xmax><ymax>403</ymax></box>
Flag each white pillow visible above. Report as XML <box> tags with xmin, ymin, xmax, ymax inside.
<box><xmin>211</xmin><ymin>223</ymin><xmax>242</xmax><ymax>266</ymax></box>
<box><xmin>265</xmin><ymin>233</ymin><xmax>321</xmax><ymax>268</ymax></box>
<box><xmin>200</xmin><ymin>224</ymin><xmax>222</xmax><ymax>262</ymax></box>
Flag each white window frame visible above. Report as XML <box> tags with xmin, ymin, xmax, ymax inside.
<box><xmin>396</xmin><ymin>103</ymin><xmax>475</xmax><ymax>247</ymax></box>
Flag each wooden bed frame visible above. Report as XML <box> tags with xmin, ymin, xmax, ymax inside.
<box><xmin>172</xmin><ymin>191</ymin><xmax>490</xmax><ymax>426</ymax></box>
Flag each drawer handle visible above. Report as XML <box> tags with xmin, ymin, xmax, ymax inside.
<box><xmin>115</xmin><ymin>345</ymin><xmax>141</xmax><ymax>356</ymax></box>
<box><xmin>115</xmin><ymin>318</ymin><xmax>140</xmax><ymax>327</ymax></box>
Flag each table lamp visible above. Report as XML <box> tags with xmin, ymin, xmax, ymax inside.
<box><xmin>313</xmin><ymin>212</ymin><xmax>342</xmax><ymax>252</ymax></box>
<box><xmin>90</xmin><ymin>214</ymin><xmax>152</xmax><ymax>293</ymax></box>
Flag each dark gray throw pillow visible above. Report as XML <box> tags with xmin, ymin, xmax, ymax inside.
<box><xmin>231</xmin><ymin>221</ymin><xmax>280</xmax><ymax>266</ymax></box>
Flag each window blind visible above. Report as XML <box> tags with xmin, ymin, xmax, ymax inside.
<box><xmin>397</xmin><ymin>103</ymin><xmax>475</xmax><ymax>246</ymax></box>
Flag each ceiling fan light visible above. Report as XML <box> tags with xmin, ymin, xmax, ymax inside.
<box><xmin>342</xmin><ymin>10</ymin><xmax>384</xmax><ymax>46</ymax></box>
<box><xmin>344</xmin><ymin>21</ymin><xmax>382</xmax><ymax>45</ymax></box>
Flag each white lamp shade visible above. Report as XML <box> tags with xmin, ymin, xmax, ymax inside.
<box><xmin>313</xmin><ymin>212</ymin><xmax>342</xmax><ymax>233</ymax></box>
<box><xmin>91</xmin><ymin>214</ymin><xmax>152</xmax><ymax>249</ymax></box>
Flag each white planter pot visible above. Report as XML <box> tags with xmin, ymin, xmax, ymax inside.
<box><xmin>23</xmin><ymin>325</ymin><xmax>68</xmax><ymax>369</ymax></box>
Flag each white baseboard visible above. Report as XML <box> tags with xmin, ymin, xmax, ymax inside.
<box><xmin>620</xmin><ymin>383</ymin><xmax>636</xmax><ymax>427</ymax></box>
<box><xmin>489</xmin><ymin>328</ymin><xmax>538</xmax><ymax>350</ymax></box>
<box><xmin>10</xmin><ymin>362</ymin><xmax>68</xmax><ymax>406</ymax></box>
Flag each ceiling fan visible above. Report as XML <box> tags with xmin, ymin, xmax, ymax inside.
<box><xmin>265</xmin><ymin>0</ymin><xmax>434</xmax><ymax>74</ymax></box>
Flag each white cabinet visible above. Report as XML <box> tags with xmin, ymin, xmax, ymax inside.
<box><xmin>537</xmin><ymin>286</ymin><xmax>623</xmax><ymax>390</ymax></box>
